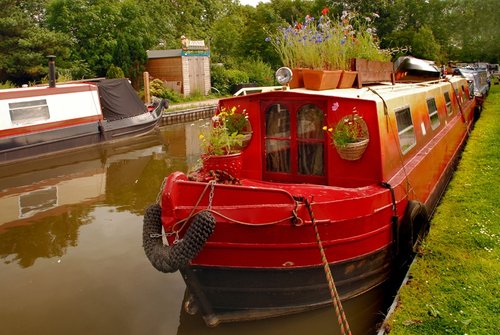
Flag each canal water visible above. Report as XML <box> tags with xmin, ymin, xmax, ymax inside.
<box><xmin>0</xmin><ymin>122</ymin><xmax>397</xmax><ymax>335</ymax></box>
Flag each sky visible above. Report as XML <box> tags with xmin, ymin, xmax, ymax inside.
<box><xmin>239</xmin><ymin>0</ymin><xmax>270</xmax><ymax>6</ymax></box>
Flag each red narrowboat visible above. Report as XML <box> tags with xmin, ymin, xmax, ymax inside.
<box><xmin>143</xmin><ymin>63</ymin><xmax>476</xmax><ymax>327</ymax></box>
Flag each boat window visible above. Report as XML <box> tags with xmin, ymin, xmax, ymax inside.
<box><xmin>426</xmin><ymin>98</ymin><xmax>440</xmax><ymax>130</ymax></box>
<box><xmin>297</xmin><ymin>104</ymin><xmax>324</xmax><ymax>176</ymax></box>
<box><xmin>443</xmin><ymin>91</ymin><xmax>452</xmax><ymax>115</ymax></box>
<box><xmin>265</xmin><ymin>104</ymin><xmax>290</xmax><ymax>173</ymax></box>
<box><xmin>395</xmin><ymin>106</ymin><xmax>416</xmax><ymax>154</ymax></box>
<box><xmin>20</xmin><ymin>186</ymin><xmax>57</xmax><ymax>218</ymax></box>
<box><xmin>455</xmin><ymin>88</ymin><xmax>461</xmax><ymax>103</ymax></box>
<box><xmin>263</xmin><ymin>102</ymin><xmax>326</xmax><ymax>182</ymax></box>
<box><xmin>461</xmin><ymin>85</ymin><xmax>470</xmax><ymax>100</ymax></box>
<box><xmin>9</xmin><ymin>99</ymin><xmax>50</xmax><ymax>126</ymax></box>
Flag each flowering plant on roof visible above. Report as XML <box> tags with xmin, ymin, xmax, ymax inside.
<box><xmin>267</xmin><ymin>8</ymin><xmax>390</xmax><ymax>71</ymax></box>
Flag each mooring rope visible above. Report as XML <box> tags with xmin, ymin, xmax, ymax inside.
<box><xmin>166</xmin><ymin>180</ymin><xmax>303</xmax><ymax>242</ymax></box>
<box><xmin>304</xmin><ymin>198</ymin><xmax>352</xmax><ymax>335</ymax></box>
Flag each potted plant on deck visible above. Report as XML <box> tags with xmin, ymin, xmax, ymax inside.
<box><xmin>197</xmin><ymin>106</ymin><xmax>250</xmax><ymax>180</ymax></box>
<box><xmin>219</xmin><ymin>105</ymin><xmax>252</xmax><ymax>149</ymax></box>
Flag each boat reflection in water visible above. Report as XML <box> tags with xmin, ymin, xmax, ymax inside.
<box><xmin>0</xmin><ymin>121</ymin><xmax>397</xmax><ymax>335</ymax></box>
<box><xmin>0</xmin><ymin>131</ymin><xmax>171</xmax><ymax>267</ymax></box>
<box><xmin>177</xmin><ymin>281</ymin><xmax>396</xmax><ymax>335</ymax></box>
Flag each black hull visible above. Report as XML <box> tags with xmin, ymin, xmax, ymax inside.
<box><xmin>0</xmin><ymin>108</ymin><xmax>162</xmax><ymax>165</ymax></box>
<box><xmin>102</xmin><ymin>108</ymin><xmax>162</xmax><ymax>139</ymax></box>
<box><xmin>181</xmin><ymin>246</ymin><xmax>394</xmax><ymax>326</ymax></box>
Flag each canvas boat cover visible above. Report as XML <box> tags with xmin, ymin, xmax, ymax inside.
<box><xmin>96</xmin><ymin>79</ymin><xmax>147</xmax><ymax>121</ymax></box>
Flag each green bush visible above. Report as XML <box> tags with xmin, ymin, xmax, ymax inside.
<box><xmin>64</xmin><ymin>60</ymin><xmax>95</xmax><ymax>80</ymax></box>
<box><xmin>211</xmin><ymin>65</ymin><xmax>250</xmax><ymax>95</ymax></box>
<box><xmin>40</xmin><ymin>70</ymin><xmax>73</xmax><ymax>84</ymax></box>
<box><xmin>149</xmin><ymin>79</ymin><xmax>182</xmax><ymax>103</ymax></box>
<box><xmin>0</xmin><ymin>81</ymin><xmax>16</xmax><ymax>89</ymax></box>
<box><xmin>239</xmin><ymin>59</ymin><xmax>275</xmax><ymax>86</ymax></box>
<box><xmin>106</xmin><ymin>64</ymin><xmax>125</xmax><ymax>78</ymax></box>
<box><xmin>210</xmin><ymin>59</ymin><xmax>275</xmax><ymax>95</ymax></box>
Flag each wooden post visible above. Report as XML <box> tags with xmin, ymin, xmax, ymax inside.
<box><xmin>143</xmin><ymin>71</ymin><xmax>151</xmax><ymax>104</ymax></box>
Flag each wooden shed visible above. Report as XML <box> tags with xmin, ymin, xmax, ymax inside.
<box><xmin>146</xmin><ymin>41</ymin><xmax>211</xmax><ymax>97</ymax></box>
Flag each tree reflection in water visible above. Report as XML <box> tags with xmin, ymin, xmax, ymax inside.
<box><xmin>0</xmin><ymin>122</ymin><xmax>197</xmax><ymax>269</ymax></box>
<box><xmin>0</xmin><ymin>207</ymin><xmax>91</xmax><ymax>268</ymax></box>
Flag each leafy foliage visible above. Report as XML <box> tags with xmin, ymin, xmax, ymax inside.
<box><xmin>237</xmin><ymin>59</ymin><xmax>275</xmax><ymax>87</ymax></box>
<box><xmin>0</xmin><ymin>0</ymin><xmax>71</xmax><ymax>84</ymax></box>
<box><xmin>199</xmin><ymin>113</ymin><xmax>246</xmax><ymax>156</ymax></box>
<box><xmin>0</xmin><ymin>0</ymin><xmax>498</xmax><ymax>87</ymax></box>
<box><xmin>106</xmin><ymin>65</ymin><xmax>125</xmax><ymax>79</ymax></box>
<box><xmin>148</xmin><ymin>79</ymin><xmax>182</xmax><ymax>102</ymax></box>
<box><xmin>211</xmin><ymin>65</ymin><xmax>250</xmax><ymax>95</ymax></box>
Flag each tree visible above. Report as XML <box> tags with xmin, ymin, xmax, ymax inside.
<box><xmin>2</xmin><ymin>0</ymin><xmax>499</xmax><ymax>86</ymax></box>
<box><xmin>46</xmin><ymin>0</ymin><xmax>122</xmax><ymax>77</ymax></box>
<box><xmin>447</xmin><ymin>0</ymin><xmax>500</xmax><ymax>63</ymax></box>
<box><xmin>46</xmin><ymin>0</ymin><xmax>156</xmax><ymax>84</ymax></box>
<box><xmin>412</xmin><ymin>26</ymin><xmax>442</xmax><ymax>62</ymax></box>
<box><xmin>0</xmin><ymin>0</ymin><xmax>70</xmax><ymax>84</ymax></box>
<box><xmin>161</xmin><ymin>0</ymin><xmax>236</xmax><ymax>46</ymax></box>
<box><xmin>113</xmin><ymin>1</ymin><xmax>155</xmax><ymax>86</ymax></box>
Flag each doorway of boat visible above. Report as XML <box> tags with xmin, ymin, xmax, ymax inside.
<box><xmin>261</xmin><ymin>99</ymin><xmax>328</xmax><ymax>184</ymax></box>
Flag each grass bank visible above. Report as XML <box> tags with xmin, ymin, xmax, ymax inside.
<box><xmin>385</xmin><ymin>84</ymin><xmax>500</xmax><ymax>334</ymax></box>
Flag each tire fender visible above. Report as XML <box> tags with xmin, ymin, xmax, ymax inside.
<box><xmin>400</xmin><ymin>200</ymin><xmax>430</xmax><ymax>254</ymax></box>
<box><xmin>142</xmin><ymin>204</ymin><xmax>216</xmax><ymax>273</ymax></box>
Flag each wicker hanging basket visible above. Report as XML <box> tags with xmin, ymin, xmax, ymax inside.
<box><xmin>331</xmin><ymin>111</ymin><xmax>369</xmax><ymax>160</ymax></box>
<box><xmin>334</xmin><ymin>138</ymin><xmax>369</xmax><ymax>160</ymax></box>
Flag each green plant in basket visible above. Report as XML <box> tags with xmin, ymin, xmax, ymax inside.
<box><xmin>323</xmin><ymin>109</ymin><xmax>369</xmax><ymax>148</ymax></box>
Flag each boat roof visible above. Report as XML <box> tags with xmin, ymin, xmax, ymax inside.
<box><xmin>0</xmin><ymin>82</ymin><xmax>95</xmax><ymax>94</ymax></box>
<box><xmin>283</xmin><ymin>77</ymin><xmax>463</xmax><ymax>102</ymax></box>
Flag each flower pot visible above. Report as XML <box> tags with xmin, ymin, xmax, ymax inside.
<box><xmin>302</xmin><ymin>69</ymin><xmax>342</xmax><ymax>90</ymax></box>
<box><xmin>289</xmin><ymin>68</ymin><xmax>304</xmax><ymax>88</ymax></box>
<box><xmin>338</xmin><ymin>70</ymin><xmax>358</xmax><ymax>89</ymax></box>
<box><xmin>202</xmin><ymin>152</ymin><xmax>243</xmax><ymax>178</ymax></box>
<box><xmin>334</xmin><ymin>139</ymin><xmax>369</xmax><ymax>161</ymax></box>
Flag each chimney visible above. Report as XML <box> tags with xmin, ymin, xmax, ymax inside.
<box><xmin>48</xmin><ymin>55</ymin><xmax>56</xmax><ymax>88</ymax></box>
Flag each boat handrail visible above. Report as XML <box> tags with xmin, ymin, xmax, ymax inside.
<box><xmin>359</xmin><ymin>78</ymin><xmax>462</xmax><ymax>98</ymax></box>
<box><xmin>233</xmin><ymin>85</ymin><xmax>289</xmax><ymax>96</ymax></box>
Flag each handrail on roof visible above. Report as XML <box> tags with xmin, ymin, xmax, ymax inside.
<box><xmin>233</xmin><ymin>86</ymin><xmax>289</xmax><ymax>96</ymax></box>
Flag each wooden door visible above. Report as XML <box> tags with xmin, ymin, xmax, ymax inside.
<box><xmin>188</xmin><ymin>57</ymin><xmax>206</xmax><ymax>94</ymax></box>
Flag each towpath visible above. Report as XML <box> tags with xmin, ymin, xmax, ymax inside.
<box><xmin>169</xmin><ymin>98</ymin><xmax>219</xmax><ymax>111</ymax></box>
<box><xmin>161</xmin><ymin>98</ymin><xmax>219</xmax><ymax>125</ymax></box>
